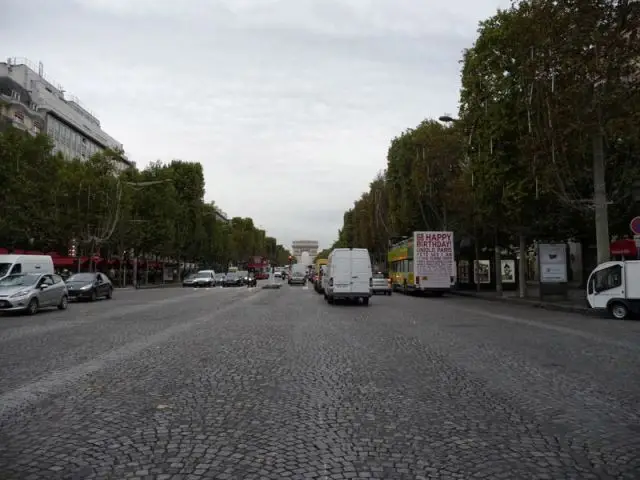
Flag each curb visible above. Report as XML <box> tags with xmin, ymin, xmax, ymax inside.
<box><xmin>450</xmin><ymin>290</ymin><xmax>596</xmax><ymax>316</ymax></box>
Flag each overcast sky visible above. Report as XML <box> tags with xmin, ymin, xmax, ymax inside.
<box><xmin>1</xmin><ymin>0</ymin><xmax>509</xmax><ymax>250</ymax></box>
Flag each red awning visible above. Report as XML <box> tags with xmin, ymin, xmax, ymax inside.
<box><xmin>610</xmin><ymin>239</ymin><xmax>637</xmax><ymax>256</ymax></box>
<box><xmin>0</xmin><ymin>248</ymin><xmax>8</xmax><ymax>254</ymax></box>
<box><xmin>52</xmin><ymin>256</ymin><xmax>77</xmax><ymax>267</ymax></box>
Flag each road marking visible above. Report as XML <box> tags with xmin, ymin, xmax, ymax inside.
<box><xmin>0</xmin><ymin>289</ymin><xmax>267</xmax><ymax>418</ymax></box>
<box><xmin>454</xmin><ymin>306</ymin><xmax>640</xmax><ymax>351</ymax></box>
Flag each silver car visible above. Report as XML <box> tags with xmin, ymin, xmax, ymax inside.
<box><xmin>371</xmin><ymin>273</ymin><xmax>391</xmax><ymax>295</ymax></box>
<box><xmin>0</xmin><ymin>273</ymin><xmax>69</xmax><ymax>315</ymax></box>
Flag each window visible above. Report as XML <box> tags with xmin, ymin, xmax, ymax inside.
<box><xmin>10</xmin><ymin>264</ymin><xmax>21</xmax><ymax>275</ymax></box>
<box><xmin>52</xmin><ymin>275</ymin><xmax>63</xmax><ymax>284</ymax></box>
<box><xmin>13</xmin><ymin>110</ymin><xmax>24</xmax><ymax>122</ymax></box>
<box><xmin>590</xmin><ymin>265</ymin><xmax>622</xmax><ymax>294</ymax></box>
<box><xmin>39</xmin><ymin>275</ymin><xmax>54</xmax><ymax>286</ymax></box>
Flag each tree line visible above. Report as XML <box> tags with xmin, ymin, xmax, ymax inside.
<box><xmin>0</xmin><ymin>127</ymin><xmax>293</xmax><ymax>268</ymax></box>
<box><xmin>320</xmin><ymin>0</ymin><xmax>640</xmax><ymax>269</ymax></box>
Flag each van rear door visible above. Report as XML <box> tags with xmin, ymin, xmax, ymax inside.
<box><xmin>331</xmin><ymin>250</ymin><xmax>352</xmax><ymax>295</ymax></box>
<box><xmin>350</xmin><ymin>249</ymin><xmax>371</xmax><ymax>294</ymax></box>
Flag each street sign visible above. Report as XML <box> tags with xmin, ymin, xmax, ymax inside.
<box><xmin>631</xmin><ymin>216</ymin><xmax>640</xmax><ymax>235</ymax></box>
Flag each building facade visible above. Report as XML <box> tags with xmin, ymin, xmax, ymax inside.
<box><xmin>0</xmin><ymin>57</ymin><xmax>133</xmax><ymax>171</ymax></box>
<box><xmin>291</xmin><ymin>240</ymin><xmax>319</xmax><ymax>263</ymax></box>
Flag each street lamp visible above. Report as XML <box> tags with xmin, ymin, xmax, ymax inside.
<box><xmin>439</xmin><ymin>113</ymin><xmax>482</xmax><ymax>292</ymax></box>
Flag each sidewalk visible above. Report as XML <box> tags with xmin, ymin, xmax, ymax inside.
<box><xmin>450</xmin><ymin>285</ymin><xmax>595</xmax><ymax>316</ymax></box>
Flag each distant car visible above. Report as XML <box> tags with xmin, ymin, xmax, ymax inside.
<box><xmin>66</xmin><ymin>272</ymin><xmax>113</xmax><ymax>301</ymax></box>
<box><xmin>0</xmin><ymin>273</ymin><xmax>69</xmax><ymax>314</ymax></box>
<box><xmin>274</xmin><ymin>271</ymin><xmax>283</xmax><ymax>279</ymax></box>
<box><xmin>193</xmin><ymin>270</ymin><xmax>215</xmax><ymax>287</ymax></box>
<box><xmin>183</xmin><ymin>273</ymin><xmax>197</xmax><ymax>287</ymax></box>
<box><xmin>223</xmin><ymin>273</ymin><xmax>243</xmax><ymax>287</ymax></box>
<box><xmin>371</xmin><ymin>272</ymin><xmax>392</xmax><ymax>295</ymax></box>
<box><xmin>237</xmin><ymin>270</ymin><xmax>250</xmax><ymax>285</ymax></box>
<box><xmin>288</xmin><ymin>271</ymin><xmax>307</xmax><ymax>286</ymax></box>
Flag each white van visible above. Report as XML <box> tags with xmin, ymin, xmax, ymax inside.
<box><xmin>0</xmin><ymin>255</ymin><xmax>55</xmax><ymax>281</ymax></box>
<box><xmin>324</xmin><ymin>248</ymin><xmax>372</xmax><ymax>305</ymax></box>
<box><xmin>586</xmin><ymin>260</ymin><xmax>640</xmax><ymax>319</ymax></box>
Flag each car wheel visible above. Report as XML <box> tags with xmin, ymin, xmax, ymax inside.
<box><xmin>58</xmin><ymin>295</ymin><xmax>69</xmax><ymax>310</ymax></box>
<box><xmin>27</xmin><ymin>298</ymin><xmax>39</xmax><ymax>315</ymax></box>
<box><xmin>106</xmin><ymin>287</ymin><xmax>113</xmax><ymax>299</ymax></box>
<box><xmin>90</xmin><ymin>290</ymin><xmax>97</xmax><ymax>301</ymax></box>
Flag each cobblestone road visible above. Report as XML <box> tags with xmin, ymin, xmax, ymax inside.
<box><xmin>0</xmin><ymin>283</ymin><xmax>639</xmax><ymax>479</ymax></box>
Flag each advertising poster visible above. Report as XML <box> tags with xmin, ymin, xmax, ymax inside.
<box><xmin>414</xmin><ymin>231</ymin><xmax>454</xmax><ymax>288</ymax></box>
<box><xmin>501</xmin><ymin>259</ymin><xmax>515</xmax><ymax>283</ymax></box>
<box><xmin>538</xmin><ymin>243</ymin><xmax>567</xmax><ymax>283</ymax></box>
<box><xmin>474</xmin><ymin>260</ymin><xmax>491</xmax><ymax>284</ymax></box>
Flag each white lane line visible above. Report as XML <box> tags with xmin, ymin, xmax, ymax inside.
<box><xmin>453</xmin><ymin>306</ymin><xmax>640</xmax><ymax>351</ymax></box>
<box><xmin>0</xmin><ymin>289</ymin><xmax>267</xmax><ymax>418</ymax></box>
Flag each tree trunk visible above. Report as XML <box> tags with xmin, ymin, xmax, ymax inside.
<box><xmin>495</xmin><ymin>230</ymin><xmax>502</xmax><ymax>295</ymax></box>
<box><xmin>519</xmin><ymin>233</ymin><xmax>527</xmax><ymax>298</ymax></box>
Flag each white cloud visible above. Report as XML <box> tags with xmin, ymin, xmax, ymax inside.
<box><xmin>1</xmin><ymin>0</ymin><xmax>510</xmax><ymax>249</ymax></box>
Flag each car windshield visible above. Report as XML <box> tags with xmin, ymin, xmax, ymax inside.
<box><xmin>0</xmin><ymin>263</ymin><xmax>12</xmax><ymax>277</ymax></box>
<box><xmin>68</xmin><ymin>273</ymin><xmax>95</xmax><ymax>282</ymax></box>
<box><xmin>196</xmin><ymin>272</ymin><xmax>211</xmax><ymax>278</ymax></box>
<box><xmin>185</xmin><ymin>274</ymin><xmax>196</xmax><ymax>280</ymax></box>
<box><xmin>294</xmin><ymin>272</ymin><xmax>304</xmax><ymax>277</ymax></box>
<box><xmin>373</xmin><ymin>273</ymin><xmax>385</xmax><ymax>279</ymax></box>
<box><xmin>215</xmin><ymin>274</ymin><xmax>225</xmax><ymax>279</ymax></box>
<box><xmin>226</xmin><ymin>274</ymin><xmax>237</xmax><ymax>279</ymax></box>
<box><xmin>0</xmin><ymin>273</ymin><xmax>40</xmax><ymax>287</ymax></box>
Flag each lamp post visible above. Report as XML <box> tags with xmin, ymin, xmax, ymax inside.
<box><xmin>439</xmin><ymin>115</ymin><xmax>481</xmax><ymax>292</ymax></box>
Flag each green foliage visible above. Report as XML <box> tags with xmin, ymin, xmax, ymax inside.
<box><xmin>328</xmin><ymin>0</ymin><xmax>640</xmax><ymax>252</ymax></box>
<box><xmin>0</xmin><ymin>128</ymin><xmax>293</xmax><ymax>266</ymax></box>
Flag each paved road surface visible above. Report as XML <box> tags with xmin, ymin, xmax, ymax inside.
<box><xmin>1</xmin><ymin>283</ymin><xmax>639</xmax><ymax>479</ymax></box>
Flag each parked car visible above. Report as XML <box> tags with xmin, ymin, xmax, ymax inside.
<box><xmin>193</xmin><ymin>270</ymin><xmax>215</xmax><ymax>287</ymax></box>
<box><xmin>214</xmin><ymin>273</ymin><xmax>226</xmax><ymax>286</ymax></box>
<box><xmin>0</xmin><ymin>273</ymin><xmax>69</xmax><ymax>315</ymax></box>
<box><xmin>288</xmin><ymin>271</ymin><xmax>307</xmax><ymax>286</ymax></box>
<box><xmin>182</xmin><ymin>273</ymin><xmax>197</xmax><ymax>287</ymax></box>
<box><xmin>223</xmin><ymin>273</ymin><xmax>243</xmax><ymax>287</ymax></box>
<box><xmin>66</xmin><ymin>272</ymin><xmax>114</xmax><ymax>301</ymax></box>
<box><xmin>371</xmin><ymin>272</ymin><xmax>391</xmax><ymax>295</ymax></box>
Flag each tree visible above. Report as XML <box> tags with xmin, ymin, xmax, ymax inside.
<box><xmin>0</xmin><ymin>127</ymin><xmax>288</xmax><ymax>275</ymax></box>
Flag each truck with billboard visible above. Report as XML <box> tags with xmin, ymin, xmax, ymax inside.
<box><xmin>388</xmin><ymin>231</ymin><xmax>455</xmax><ymax>296</ymax></box>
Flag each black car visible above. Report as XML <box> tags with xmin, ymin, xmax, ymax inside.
<box><xmin>66</xmin><ymin>272</ymin><xmax>113</xmax><ymax>301</ymax></box>
<box><xmin>223</xmin><ymin>273</ymin><xmax>243</xmax><ymax>287</ymax></box>
<box><xmin>245</xmin><ymin>274</ymin><xmax>257</xmax><ymax>287</ymax></box>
